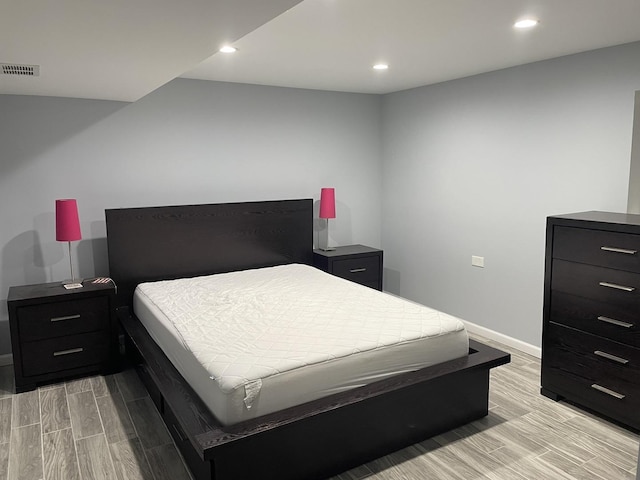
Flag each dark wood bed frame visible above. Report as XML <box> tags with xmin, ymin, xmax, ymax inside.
<box><xmin>105</xmin><ymin>199</ymin><xmax>510</xmax><ymax>480</ymax></box>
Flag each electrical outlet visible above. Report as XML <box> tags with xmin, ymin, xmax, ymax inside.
<box><xmin>472</xmin><ymin>255</ymin><xmax>484</xmax><ymax>268</ymax></box>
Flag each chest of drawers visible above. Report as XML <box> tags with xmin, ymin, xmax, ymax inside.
<box><xmin>7</xmin><ymin>280</ymin><xmax>118</xmax><ymax>392</ymax></box>
<box><xmin>313</xmin><ymin>244</ymin><xmax>383</xmax><ymax>290</ymax></box>
<box><xmin>541</xmin><ymin>211</ymin><xmax>640</xmax><ymax>429</ymax></box>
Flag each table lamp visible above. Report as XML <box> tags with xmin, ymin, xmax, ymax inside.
<box><xmin>56</xmin><ymin>199</ymin><xmax>83</xmax><ymax>289</ymax></box>
<box><xmin>319</xmin><ymin>188</ymin><xmax>336</xmax><ymax>251</ymax></box>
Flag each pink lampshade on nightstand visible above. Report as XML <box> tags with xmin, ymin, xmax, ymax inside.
<box><xmin>56</xmin><ymin>199</ymin><xmax>83</xmax><ymax>288</ymax></box>
<box><xmin>319</xmin><ymin>188</ymin><xmax>336</xmax><ymax>219</ymax></box>
<box><xmin>319</xmin><ymin>188</ymin><xmax>336</xmax><ymax>251</ymax></box>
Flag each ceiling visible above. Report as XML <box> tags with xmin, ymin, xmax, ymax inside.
<box><xmin>3</xmin><ymin>0</ymin><xmax>640</xmax><ymax>102</ymax></box>
<box><xmin>0</xmin><ymin>0</ymin><xmax>302</xmax><ymax>102</ymax></box>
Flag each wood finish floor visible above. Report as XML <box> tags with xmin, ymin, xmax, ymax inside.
<box><xmin>0</xmin><ymin>335</ymin><xmax>638</xmax><ymax>480</ymax></box>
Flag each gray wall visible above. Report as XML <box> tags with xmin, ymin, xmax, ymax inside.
<box><xmin>3</xmin><ymin>42</ymin><xmax>640</xmax><ymax>357</ymax></box>
<box><xmin>627</xmin><ymin>90</ymin><xmax>640</xmax><ymax>213</ymax></box>
<box><xmin>381</xmin><ymin>42</ymin><xmax>640</xmax><ymax>347</ymax></box>
<box><xmin>0</xmin><ymin>79</ymin><xmax>383</xmax><ymax>356</ymax></box>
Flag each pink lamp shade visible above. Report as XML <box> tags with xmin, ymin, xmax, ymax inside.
<box><xmin>319</xmin><ymin>188</ymin><xmax>336</xmax><ymax>219</ymax></box>
<box><xmin>56</xmin><ymin>199</ymin><xmax>82</xmax><ymax>242</ymax></box>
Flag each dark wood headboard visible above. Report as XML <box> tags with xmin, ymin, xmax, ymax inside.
<box><xmin>105</xmin><ymin>199</ymin><xmax>313</xmax><ymax>306</ymax></box>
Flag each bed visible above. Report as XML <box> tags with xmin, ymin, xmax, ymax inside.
<box><xmin>105</xmin><ymin>199</ymin><xmax>509</xmax><ymax>480</ymax></box>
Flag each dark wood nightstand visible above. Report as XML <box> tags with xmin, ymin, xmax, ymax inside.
<box><xmin>7</xmin><ymin>280</ymin><xmax>118</xmax><ymax>392</ymax></box>
<box><xmin>313</xmin><ymin>244</ymin><xmax>383</xmax><ymax>290</ymax></box>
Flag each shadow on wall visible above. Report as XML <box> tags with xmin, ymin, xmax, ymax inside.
<box><xmin>2</xmin><ymin>218</ymin><xmax>111</xmax><ymax>301</ymax></box>
<box><xmin>78</xmin><ymin>235</ymin><xmax>109</xmax><ymax>280</ymax></box>
<box><xmin>0</xmin><ymin>229</ymin><xmax>52</xmax><ymax>356</ymax></box>
<box><xmin>384</xmin><ymin>268</ymin><xmax>401</xmax><ymax>295</ymax></box>
<box><xmin>2</xmin><ymin>230</ymin><xmax>51</xmax><ymax>291</ymax></box>
<box><xmin>313</xmin><ymin>199</ymin><xmax>352</xmax><ymax>249</ymax></box>
<box><xmin>0</xmin><ymin>96</ymin><xmax>127</xmax><ymax>179</ymax></box>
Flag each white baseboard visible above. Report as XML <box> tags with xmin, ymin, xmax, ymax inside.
<box><xmin>464</xmin><ymin>320</ymin><xmax>541</xmax><ymax>358</ymax></box>
<box><xmin>0</xmin><ymin>354</ymin><xmax>13</xmax><ymax>367</ymax></box>
<box><xmin>382</xmin><ymin>291</ymin><xmax>541</xmax><ymax>358</ymax></box>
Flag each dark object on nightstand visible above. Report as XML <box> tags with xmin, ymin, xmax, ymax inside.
<box><xmin>313</xmin><ymin>244</ymin><xmax>383</xmax><ymax>290</ymax></box>
<box><xmin>7</xmin><ymin>280</ymin><xmax>118</xmax><ymax>392</ymax></box>
<box><xmin>541</xmin><ymin>211</ymin><xmax>640</xmax><ymax>430</ymax></box>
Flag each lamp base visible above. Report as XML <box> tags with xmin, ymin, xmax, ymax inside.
<box><xmin>62</xmin><ymin>280</ymin><xmax>83</xmax><ymax>290</ymax></box>
<box><xmin>318</xmin><ymin>218</ymin><xmax>336</xmax><ymax>251</ymax></box>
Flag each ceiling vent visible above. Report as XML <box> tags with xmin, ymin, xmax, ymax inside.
<box><xmin>1</xmin><ymin>63</ymin><xmax>40</xmax><ymax>76</ymax></box>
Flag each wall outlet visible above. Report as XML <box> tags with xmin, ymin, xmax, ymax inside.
<box><xmin>472</xmin><ymin>255</ymin><xmax>484</xmax><ymax>268</ymax></box>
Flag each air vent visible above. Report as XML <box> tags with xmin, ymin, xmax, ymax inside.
<box><xmin>1</xmin><ymin>63</ymin><xmax>40</xmax><ymax>76</ymax></box>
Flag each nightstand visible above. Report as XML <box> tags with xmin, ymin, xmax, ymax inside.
<box><xmin>313</xmin><ymin>244</ymin><xmax>383</xmax><ymax>290</ymax></box>
<box><xmin>7</xmin><ymin>280</ymin><xmax>118</xmax><ymax>392</ymax></box>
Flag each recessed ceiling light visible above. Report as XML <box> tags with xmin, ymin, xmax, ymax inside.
<box><xmin>514</xmin><ymin>18</ymin><xmax>539</xmax><ymax>29</ymax></box>
<box><xmin>219</xmin><ymin>46</ymin><xmax>237</xmax><ymax>53</ymax></box>
<box><xmin>373</xmin><ymin>64</ymin><xmax>389</xmax><ymax>71</ymax></box>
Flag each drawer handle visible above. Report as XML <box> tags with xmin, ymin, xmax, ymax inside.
<box><xmin>599</xmin><ymin>281</ymin><xmax>635</xmax><ymax>292</ymax></box>
<box><xmin>50</xmin><ymin>314</ymin><xmax>81</xmax><ymax>322</ymax></box>
<box><xmin>597</xmin><ymin>316</ymin><xmax>634</xmax><ymax>328</ymax></box>
<box><xmin>53</xmin><ymin>347</ymin><xmax>84</xmax><ymax>357</ymax></box>
<box><xmin>601</xmin><ymin>246</ymin><xmax>637</xmax><ymax>255</ymax></box>
<box><xmin>349</xmin><ymin>268</ymin><xmax>367</xmax><ymax>273</ymax></box>
<box><xmin>591</xmin><ymin>384</ymin><xmax>625</xmax><ymax>400</ymax></box>
<box><xmin>594</xmin><ymin>350</ymin><xmax>629</xmax><ymax>365</ymax></box>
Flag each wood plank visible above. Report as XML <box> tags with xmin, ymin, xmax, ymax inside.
<box><xmin>43</xmin><ymin>428</ymin><xmax>81</xmax><ymax>480</ymax></box>
<box><xmin>68</xmin><ymin>390</ymin><xmax>103</xmax><ymax>439</ymax></box>
<box><xmin>96</xmin><ymin>393</ymin><xmax>136</xmax><ymax>444</ymax></box>
<box><xmin>8</xmin><ymin>424</ymin><xmax>43</xmax><ymax>480</ymax></box>
<box><xmin>367</xmin><ymin>443</ymin><xmax>458</xmax><ymax>480</ymax></box>
<box><xmin>115</xmin><ymin>370</ymin><xmax>148</xmax><ymax>402</ymax></box>
<box><xmin>92</xmin><ymin>375</ymin><xmax>119</xmax><ymax>398</ymax></box>
<box><xmin>109</xmin><ymin>438</ymin><xmax>154</xmax><ymax>480</ymax></box>
<box><xmin>145</xmin><ymin>443</ymin><xmax>192</xmax><ymax>480</ymax></box>
<box><xmin>11</xmin><ymin>390</ymin><xmax>39</xmax><ymax>427</ymax></box>
<box><xmin>76</xmin><ymin>434</ymin><xmax>118</xmax><ymax>480</ymax></box>
<box><xmin>0</xmin><ymin>398</ymin><xmax>11</xmax><ymax>443</ymax></box>
<box><xmin>126</xmin><ymin>397</ymin><xmax>171</xmax><ymax>449</ymax></box>
<box><xmin>40</xmin><ymin>386</ymin><xmax>71</xmax><ymax>433</ymax></box>
<box><xmin>66</xmin><ymin>377</ymin><xmax>94</xmax><ymax>394</ymax></box>
<box><xmin>0</xmin><ymin>442</ymin><xmax>8</xmax><ymax>480</ymax></box>
<box><xmin>490</xmin><ymin>445</ymin><xmax>577</xmax><ymax>480</ymax></box>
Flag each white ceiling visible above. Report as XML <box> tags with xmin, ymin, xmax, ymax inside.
<box><xmin>0</xmin><ymin>0</ymin><xmax>302</xmax><ymax>102</ymax></box>
<box><xmin>3</xmin><ymin>0</ymin><xmax>640</xmax><ymax>102</ymax></box>
<box><xmin>184</xmin><ymin>0</ymin><xmax>640</xmax><ymax>94</ymax></box>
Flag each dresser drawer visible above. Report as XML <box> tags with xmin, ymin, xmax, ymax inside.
<box><xmin>542</xmin><ymin>324</ymin><xmax>640</xmax><ymax>429</ymax></box>
<box><xmin>17</xmin><ymin>297</ymin><xmax>109</xmax><ymax>341</ymax></box>
<box><xmin>551</xmin><ymin>259</ymin><xmax>640</xmax><ymax>312</ymax></box>
<box><xmin>549</xmin><ymin>290</ymin><xmax>640</xmax><ymax>347</ymax></box>
<box><xmin>543</xmin><ymin>323</ymin><xmax>640</xmax><ymax>389</ymax></box>
<box><xmin>331</xmin><ymin>256</ymin><xmax>380</xmax><ymax>285</ymax></box>
<box><xmin>553</xmin><ymin>226</ymin><xmax>640</xmax><ymax>273</ymax></box>
<box><xmin>542</xmin><ymin>367</ymin><xmax>640</xmax><ymax>430</ymax></box>
<box><xmin>21</xmin><ymin>330</ymin><xmax>111</xmax><ymax>376</ymax></box>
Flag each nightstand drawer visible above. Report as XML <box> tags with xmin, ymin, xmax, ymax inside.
<box><xmin>554</xmin><ymin>226</ymin><xmax>640</xmax><ymax>273</ymax></box>
<box><xmin>21</xmin><ymin>330</ymin><xmax>111</xmax><ymax>376</ymax></box>
<box><xmin>17</xmin><ymin>297</ymin><xmax>109</xmax><ymax>341</ymax></box>
<box><xmin>314</xmin><ymin>245</ymin><xmax>383</xmax><ymax>291</ymax></box>
<box><xmin>549</xmin><ymin>290</ymin><xmax>640</xmax><ymax>347</ymax></box>
<box><xmin>331</xmin><ymin>256</ymin><xmax>380</xmax><ymax>284</ymax></box>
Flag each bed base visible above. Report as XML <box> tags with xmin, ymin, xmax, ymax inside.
<box><xmin>118</xmin><ymin>307</ymin><xmax>510</xmax><ymax>480</ymax></box>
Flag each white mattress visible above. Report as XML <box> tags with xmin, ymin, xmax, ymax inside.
<box><xmin>133</xmin><ymin>263</ymin><xmax>468</xmax><ymax>425</ymax></box>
